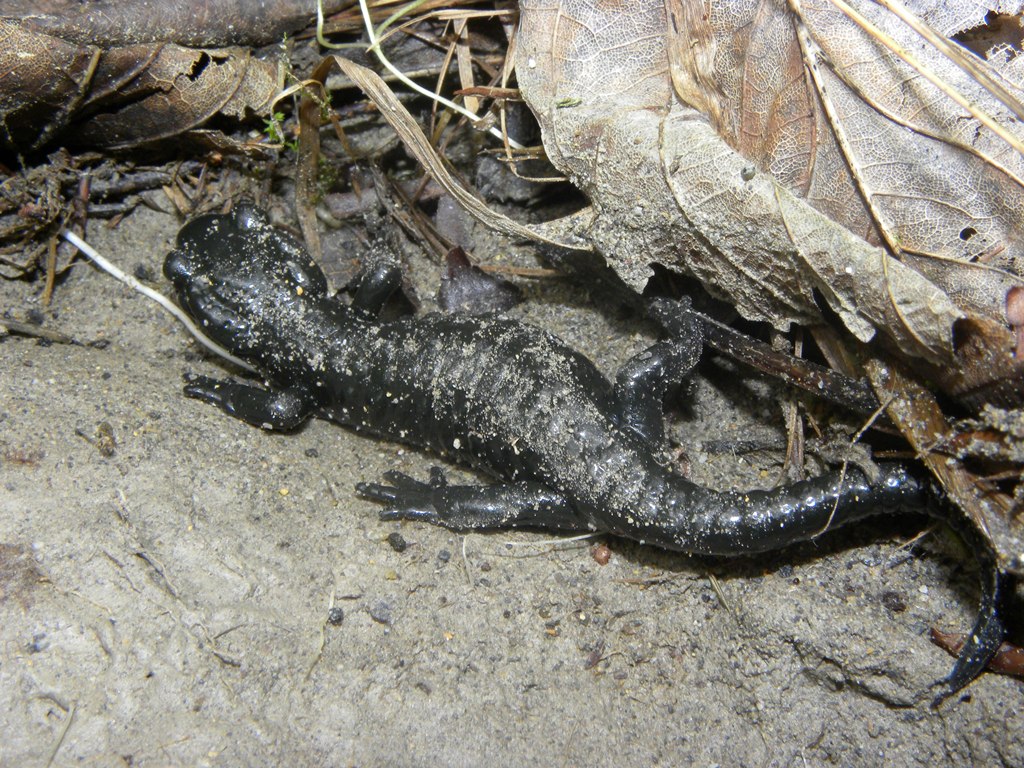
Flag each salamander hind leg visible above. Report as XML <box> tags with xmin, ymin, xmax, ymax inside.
<box><xmin>184</xmin><ymin>374</ymin><xmax>315</xmax><ymax>430</ymax></box>
<box><xmin>357</xmin><ymin>468</ymin><xmax>587</xmax><ymax>532</ymax></box>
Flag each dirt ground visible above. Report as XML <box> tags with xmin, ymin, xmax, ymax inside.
<box><xmin>1</xmin><ymin>203</ymin><xmax>1021</xmax><ymax>766</ymax></box>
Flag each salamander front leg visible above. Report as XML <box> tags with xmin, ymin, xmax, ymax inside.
<box><xmin>352</xmin><ymin>263</ymin><xmax>402</xmax><ymax>315</ymax></box>
<box><xmin>357</xmin><ymin>468</ymin><xmax>587</xmax><ymax>532</ymax></box>
<box><xmin>613</xmin><ymin>299</ymin><xmax>704</xmax><ymax>446</ymax></box>
<box><xmin>183</xmin><ymin>374</ymin><xmax>315</xmax><ymax>430</ymax></box>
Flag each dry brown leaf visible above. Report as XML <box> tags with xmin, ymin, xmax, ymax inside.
<box><xmin>515</xmin><ymin>0</ymin><xmax>1024</xmax><ymax>377</ymax></box>
<box><xmin>76</xmin><ymin>46</ymin><xmax>277</xmax><ymax>148</ymax></box>
<box><xmin>0</xmin><ymin>18</ymin><xmax>277</xmax><ymax>153</ymax></box>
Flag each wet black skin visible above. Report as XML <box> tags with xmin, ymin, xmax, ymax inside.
<box><xmin>163</xmin><ymin>204</ymin><xmax>1008</xmax><ymax>699</ymax></box>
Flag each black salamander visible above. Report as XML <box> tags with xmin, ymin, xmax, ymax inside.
<box><xmin>163</xmin><ymin>204</ymin><xmax>1007</xmax><ymax>698</ymax></box>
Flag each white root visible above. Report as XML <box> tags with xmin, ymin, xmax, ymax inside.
<box><xmin>61</xmin><ymin>230</ymin><xmax>257</xmax><ymax>373</ymax></box>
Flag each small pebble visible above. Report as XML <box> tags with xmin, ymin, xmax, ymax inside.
<box><xmin>370</xmin><ymin>601</ymin><xmax>392</xmax><ymax>625</ymax></box>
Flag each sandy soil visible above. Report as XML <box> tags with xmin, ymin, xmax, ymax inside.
<box><xmin>1</xmin><ymin>204</ymin><xmax>1020</xmax><ymax>766</ymax></box>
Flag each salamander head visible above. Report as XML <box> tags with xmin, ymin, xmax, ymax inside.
<box><xmin>164</xmin><ymin>204</ymin><xmax>329</xmax><ymax>355</ymax></box>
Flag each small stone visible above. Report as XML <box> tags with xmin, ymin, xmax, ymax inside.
<box><xmin>370</xmin><ymin>601</ymin><xmax>393</xmax><ymax>625</ymax></box>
